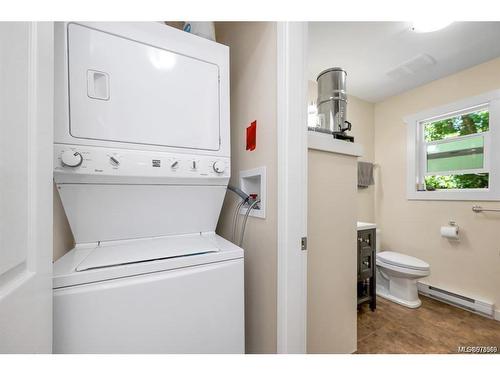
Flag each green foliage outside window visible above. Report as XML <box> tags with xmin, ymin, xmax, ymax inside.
<box><xmin>423</xmin><ymin>109</ymin><xmax>489</xmax><ymax>190</ymax></box>
<box><xmin>424</xmin><ymin>109</ymin><xmax>489</xmax><ymax>142</ymax></box>
<box><xmin>424</xmin><ymin>173</ymin><xmax>489</xmax><ymax>190</ymax></box>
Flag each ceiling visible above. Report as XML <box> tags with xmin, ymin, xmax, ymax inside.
<box><xmin>308</xmin><ymin>22</ymin><xmax>500</xmax><ymax>103</ymax></box>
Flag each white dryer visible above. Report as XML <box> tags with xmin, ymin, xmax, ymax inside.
<box><xmin>52</xmin><ymin>22</ymin><xmax>244</xmax><ymax>353</ymax></box>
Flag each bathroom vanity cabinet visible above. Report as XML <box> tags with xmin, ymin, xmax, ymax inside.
<box><xmin>357</xmin><ymin>228</ymin><xmax>376</xmax><ymax>310</ymax></box>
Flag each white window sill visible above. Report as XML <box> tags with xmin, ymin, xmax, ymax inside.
<box><xmin>308</xmin><ymin>131</ymin><xmax>363</xmax><ymax>157</ymax></box>
<box><xmin>407</xmin><ymin>189</ymin><xmax>500</xmax><ymax>201</ymax></box>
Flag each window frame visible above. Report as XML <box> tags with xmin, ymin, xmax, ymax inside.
<box><xmin>405</xmin><ymin>89</ymin><xmax>500</xmax><ymax>201</ymax></box>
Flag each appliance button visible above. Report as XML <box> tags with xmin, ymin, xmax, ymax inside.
<box><xmin>171</xmin><ymin>160</ymin><xmax>179</xmax><ymax>169</ymax></box>
<box><xmin>192</xmin><ymin>160</ymin><xmax>197</xmax><ymax>169</ymax></box>
<box><xmin>61</xmin><ymin>150</ymin><xmax>83</xmax><ymax>168</ymax></box>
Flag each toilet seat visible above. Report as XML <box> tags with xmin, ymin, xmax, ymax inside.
<box><xmin>377</xmin><ymin>251</ymin><xmax>429</xmax><ymax>271</ymax></box>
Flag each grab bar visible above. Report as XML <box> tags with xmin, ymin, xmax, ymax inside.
<box><xmin>472</xmin><ymin>205</ymin><xmax>500</xmax><ymax>213</ymax></box>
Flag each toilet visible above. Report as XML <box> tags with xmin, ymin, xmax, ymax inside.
<box><xmin>375</xmin><ymin>231</ymin><xmax>430</xmax><ymax>308</ymax></box>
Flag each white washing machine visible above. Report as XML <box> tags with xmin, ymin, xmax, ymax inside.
<box><xmin>52</xmin><ymin>22</ymin><xmax>244</xmax><ymax>353</ymax></box>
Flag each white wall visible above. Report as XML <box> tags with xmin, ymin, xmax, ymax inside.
<box><xmin>215</xmin><ymin>22</ymin><xmax>279</xmax><ymax>353</ymax></box>
<box><xmin>374</xmin><ymin>56</ymin><xmax>500</xmax><ymax>317</ymax></box>
<box><xmin>307</xmin><ymin>150</ymin><xmax>358</xmax><ymax>353</ymax></box>
<box><xmin>349</xmin><ymin>95</ymin><xmax>375</xmax><ymax>222</ymax></box>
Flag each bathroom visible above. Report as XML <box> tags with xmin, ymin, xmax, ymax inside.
<box><xmin>1</xmin><ymin>4</ymin><xmax>500</xmax><ymax>372</ymax></box>
<box><xmin>307</xmin><ymin>21</ymin><xmax>500</xmax><ymax>353</ymax></box>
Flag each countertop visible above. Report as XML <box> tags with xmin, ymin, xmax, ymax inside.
<box><xmin>357</xmin><ymin>221</ymin><xmax>377</xmax><ymax>231</ymax></box>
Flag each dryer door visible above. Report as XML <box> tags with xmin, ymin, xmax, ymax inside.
<box><xmin>67</xmin><ymin>23</ymin><xmax>220</xmax><ymax>151</ymax></box>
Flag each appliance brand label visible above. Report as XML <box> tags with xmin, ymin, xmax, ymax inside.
<box><xmin>152</xmin><ymin>159</ymin><xmax>161</xmax><ymax>168</ymax></box>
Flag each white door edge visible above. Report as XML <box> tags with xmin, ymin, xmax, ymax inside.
<box><xmin>276</xmin><ymin>21</ymin><xmax>308</xmax><ymax>354</ymax></box>
<box><xmin>0</xmin><ymin>22</ymin><xmax>54</xmax><ymax>353</ymax></box>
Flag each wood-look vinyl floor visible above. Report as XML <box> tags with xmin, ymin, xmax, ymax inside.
<box><xmin>357</xmin><ymin>295</ymin><xmax>500</xmax><ymax>354</ymax></box>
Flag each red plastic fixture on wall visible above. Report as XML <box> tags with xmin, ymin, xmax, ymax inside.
<box><xmin>246</xmin><ymin>121</ymin><xmax>257</xmax><ymax>151</ymax></box>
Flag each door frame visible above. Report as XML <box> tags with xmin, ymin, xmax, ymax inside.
<box><xmin>276</xmin><ymin>22</ymin><xmax>308</xmax><ymax>354</ymax></box>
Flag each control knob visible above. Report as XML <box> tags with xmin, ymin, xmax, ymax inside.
<box><xmin>61</xmin><ymin>150</ymin><xmax>83</xmax><ymax>168</ymax></box>
<box><xmin>213</xmin><ymin>161</ymin><xmax>225</xmax><ymax>174</ymax></box>
<box><xmin>170</xmin><ymin>160</ymin><xmax>179</xmax><ymax>169</ymax></box>
<box><xmin>109</xmin><ymin>155</ymin><xmax>120</xmax><ymax>166</ymax></box>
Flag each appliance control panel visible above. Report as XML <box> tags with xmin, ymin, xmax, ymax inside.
<box><xmin>54</xmin><ymin>144</ymin><xmax>230</xmax><ymax>181</ymax></box>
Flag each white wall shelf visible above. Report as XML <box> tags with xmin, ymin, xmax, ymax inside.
<box><xmin>308</xmin><ymin>131</ymin><xmax>363</xmax><ymax>157</ymax></box>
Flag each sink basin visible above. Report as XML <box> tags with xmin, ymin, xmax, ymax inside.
<box><xmin>357</xmin><ymin>221</ymin><xmax>376</xmax><ymax>230</ymax></box>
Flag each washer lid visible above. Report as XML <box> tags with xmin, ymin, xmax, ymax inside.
<box><xmin>53</xmin><ymin>233</ymin><xmax>244</xmax><ymax>289</ymax></box>
<box><xmin>377</xmin><ymin>251</ymin><xmax>429</xmax><ymax>271</ymax></box>
<box><xmin>76</xmin><ymin>234</ymin><xmax>218</xmax><ymax>271</ymax></box>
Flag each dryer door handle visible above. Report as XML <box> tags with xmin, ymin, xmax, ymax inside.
<box><xmin>87</xmin><ymin>70</ymin><xmax>110</xmax><ymax>100</ymax></box>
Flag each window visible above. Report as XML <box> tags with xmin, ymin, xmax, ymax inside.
<box><xmin>307</xmin><ymin>103</ymin><xmax>319</xmax><ymax>129</ymax></box>
<box><xmin>423</xmin><ymin>106</ymin><xmax>489</xmax><ymax>190</ymax></box>
<box><xmin>405</xmin><ymin>90</ymin><xmax>500</xmax><ymax>200</ymax></box>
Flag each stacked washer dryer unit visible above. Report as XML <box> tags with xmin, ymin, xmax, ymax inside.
<box><xmin>52</xmin><ymin>22</ymin><xmax>244</xmax><ymax>353</ymax></box>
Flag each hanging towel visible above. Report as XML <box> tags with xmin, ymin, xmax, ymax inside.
<box><xmin>358</xmin><ymin>161</ymin><xmax>374</xmax><ymax>188</ymax></box>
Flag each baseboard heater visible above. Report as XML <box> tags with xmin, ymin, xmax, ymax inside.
<box><xmin>417</xmin><ymin>282</ymin><xmax>494</xmax><ymax>318</ymax></box>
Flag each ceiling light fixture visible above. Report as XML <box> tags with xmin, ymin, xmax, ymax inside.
<box><xmin>410</xmin><ymin>20</ymin><xmax>453</xmax><ymax>33</ymax></box>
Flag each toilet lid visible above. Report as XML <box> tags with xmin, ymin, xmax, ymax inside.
<box><xmin>377</xmin><ymin>251</ymin><xmax>429</xmax><ymax>271</ymax></box>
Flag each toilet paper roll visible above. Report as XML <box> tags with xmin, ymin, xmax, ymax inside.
<box><xmin>440</xmin><ymin>225</ymin><xmax>459</xmax><ymax>239</ymax></box>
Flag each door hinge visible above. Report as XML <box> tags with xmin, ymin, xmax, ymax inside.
<box><xmin>301</xmin><ymin>237</ymin><xmax>307</xmax><ymax>251</ymax></box>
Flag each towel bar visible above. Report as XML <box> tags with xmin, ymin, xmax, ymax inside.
<box><xmin>472</xmin><ymin>205</ymin><xmax>500</xmax><ymax>213</ymax></box>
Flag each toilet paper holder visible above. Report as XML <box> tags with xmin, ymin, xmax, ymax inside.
<box><xmin>441</xmin><ymin>221</ymin><xmax>460</xmax><ymax>240</ymax></box>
